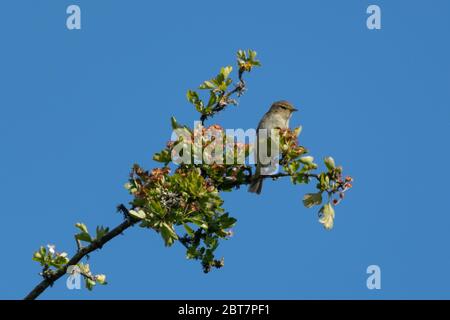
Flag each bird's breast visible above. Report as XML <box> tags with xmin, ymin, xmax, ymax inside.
<box><xmin>258</xmin><ymin>113</ymin><xmax>289</xmax><ymax>130</ymax></box>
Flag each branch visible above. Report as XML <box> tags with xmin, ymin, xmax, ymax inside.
<box><xmin>200</xmin><ymin>72</ymin><xmax>246</xmax><ymax>125</ymax></box>
<box><xmin>26</xmin><ymin>49</ymin><xmax>352</xmax><ymax>298</ymax></box>
<box><xmin>260</xmin><ymin>173</ymin><xmax>319</xmax><ymax>181</ymax></box>
<box><xmin>24</xmin><ymin>205</ymin><xmax>137</xmax><ymax>300</ymax></box>
<box><xmin>217</xmin><ymin>170</ymin><xmax>320</xmax><ymax>191</ymax></box>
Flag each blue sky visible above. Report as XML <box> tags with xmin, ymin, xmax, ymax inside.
<box><xmin>1</xmin><ymin>0</ymin><xmax>449</xmax><ymax>299</ymax></box>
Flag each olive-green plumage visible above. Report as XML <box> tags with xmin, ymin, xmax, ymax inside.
<box><xmin>249</xmin><ymin>101</ymin><xmax>298</xmax><ymax>194</ymax></box>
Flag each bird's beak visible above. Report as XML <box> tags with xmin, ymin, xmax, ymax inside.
<box><xmin>292</xmin><ymin>107</ymin><xmax>298</xmax><ymax>112</ymax></box>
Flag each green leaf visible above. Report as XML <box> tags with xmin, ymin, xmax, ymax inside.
<box><xmin>183</xmin><ymin>223</ymin><xmax>195</xmax><ymax>236</ymax></box>
<box><xmin>78</xmin><ymin>262</ymin><xmax>90</xmax><ymax>274</ymax></box>
<box><xmin>75</xmin><ymin>232</ymin><xmax>92</xmax><ymax>243</ymax></box>
<box><xmin>219</xmin><ymin>213</ymin><xmax>237</xmax><ymax>229</ymax></box>
<box><xmin>160</xmin><ymin>222</ymin><xmax>178</xmax><ymax>247</ymax></box>
<box><xmin>52</xmin><ymin>254</ymin><xmax>69</xmax><ymax>267</ymax></box>
<box><xmin>210</xmin><ymin>239</ymin><xmax>219</xmax><ymax>252</ymax></box>
<box><xmin>32</xmin><ymin>251</ymin><xmax>42</xmax><ymax>261</ymax></box>
<box><xmin>186</xmin><ymin>246</ymin><xmax>199</xmax><ymax>259</ymax></box>
<box><xmin>95</xmin><ymin>226</ymin><xmax>109</xmax><ymax>240</ymax></box>
<box><xmin>288</xmin><ymin>161</ymin><xmax>300</xmax><ymax>173</ymax></box>
<box><xmin>86</xmin><ymin>278</ymin><xmax>96</xmax><ymax>291</ymax></box>
<box><xmin>220</xmin><ymin>66</ymin><xmax>233</xmax><ymax>79</ymax></box>
<box><xmin>95</xmin><ymin>274</ymin><xmax>107</xmax><ymax>285</ymax></box>
<box><xmin>186</xmin><ymin>90</ymin><xmax>199</xmax><ymax>103</ymax></box>
<box><xmin>293</xmin><ymin>126</ymin><xmax>303</xmax><ymax>137</ymax></box>
<box><xmin>319</xmin><ymin>173</ymin><xmax>330</xmax><ymax>190</ymax></box>
<box><xmin>237</xmin><ymin>49</ymin><xmax>261</xmax><ymax>70</ymax></box>
<box><xmin>75</xmin><ymin>223</ymin><xmax>88</xmax><ymax>234</ymax></box>
<box><xmin>319</xmin><ymin>203</ymin><xmax>335</xmax><ymax>230</ymax></box>
<box><xmin>303</xmin><ymin>192</ymin><xmax>323</xmax><ymax>208</ymax></box>
<box><xmin>149</xmin><ymin>200</ymin><xmax>165</xmax><ymax>216</ymax></box>
<box><xmin>187</xmin><ymin>217</ymin><xmax>208</xmax><ymax>230</ymax></box>
<box><xmin>153</xmin><ymin>149</ymin><xmax>171</xmax><ymax>164</ymax></box>
<box><xmin>32</xmin><ymin>248</ymin><xmax>45</xmax><ymax>265</ymax></box>
<box><xmin>128</xmin><ymin>209</ymin><xmax>146</xmax><ymax>220</ymax></box>
<box><xmin>199</xmin><ymin>80</ymin><xmax>216</xmax><ymax>90</ymax></box>
<box><xmin>295</xmin><ymin>173</ymin><xmax>309</xmax><ymax>184</ymax></box>
<box><xmin>206</xmin><ymin>91</ymin><xmax>218</xmax><ymax>108</ymax></box>
<box><xmin>170</xmin><ymin>116</ymin><xmax>182</xmax><ymax>130</ymax></box>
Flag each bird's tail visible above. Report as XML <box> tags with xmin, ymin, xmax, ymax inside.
<box><xmin>248</xmin><ymin>176</ymin><xmax>263</xmax><ymax>194</ymax></box>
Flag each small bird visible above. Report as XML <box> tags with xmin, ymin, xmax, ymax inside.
<box><xmin>248</xmin><ymin>100</ymin><xmax>298</xmax><ymax>194</ymax></box>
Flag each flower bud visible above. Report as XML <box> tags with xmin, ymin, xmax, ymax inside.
<box><xmin>33</xmin><ymin>252</ymin><xmax>42</xmax><ymax>260</ymax></box>
<box><xmin>95</xmin><ymin>274</ymin><xmax>107</xmax><ymax>285</ymax></box>
<box><xmin>299</xmin><ymin>156</ymin><xmax>314</xmax><ymax>165</ymax></box>
<box><xmin>324</xmin><ymin>157</ymin><xmax>335</xmax><ymax>170</ymax></box>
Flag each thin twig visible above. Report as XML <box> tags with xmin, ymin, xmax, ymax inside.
<box><xmin>24</xmin><ymin>206</ymin><xmax>138</xmax><ymax>300</ymax></box>
<box><xmin>217</xmin><ymin>171</ymin><xmax>319</xmax><ymax>191</ymax></box>
<box><xmin>200</xmin><ymin>72</ymin><xmax>246</xmax><ymax>125</ymax></box>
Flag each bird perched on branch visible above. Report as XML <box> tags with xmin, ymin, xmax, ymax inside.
<box><xmin>248</xmin><ymin>100</ymin><xmax>298</xmax><ymax>194</ymax></box>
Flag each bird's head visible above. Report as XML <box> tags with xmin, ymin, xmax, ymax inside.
<box><xmin>269</xmin><ymin>100</ymin><xmax>298</xmax><ymax>117</ymax></box>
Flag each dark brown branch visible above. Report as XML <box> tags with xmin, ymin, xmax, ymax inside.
<box><xmin>217</xmin><ymin>171</ymin><xmax>319</xmax><ymax>191</ymax></box>
<box><xmin>24</xmin><ymin>170</ymin><xmax>318</xmax><ymax>299</ymax></box>
<box><xmin>259</xmin><ymin>173</ymin><xmax>318</xmax><ymax>181</ymax></box>
<box><xmin>24</xmin><ymin>205</ymin><xmax>138</xmax><ymax>300</ymax></box>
